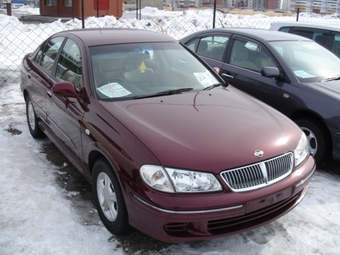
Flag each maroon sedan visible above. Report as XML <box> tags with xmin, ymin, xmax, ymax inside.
<box><xmin>20</xmin><ymin>28</ymin><xmax>315</xmax><ymax>243</ymax></box>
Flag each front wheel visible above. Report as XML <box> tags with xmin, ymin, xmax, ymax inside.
<box><xmin>295</xmin><ymin>118</ymin><xmax>329</xmax><ymax>165</ymax></box>
<box><xmin>92</xmin><ymin>158</ymin><xmax>129</xmax><ymax>234</ymax></box>
<box><xmin>26</xmin><ymin>95</ymin><xmax>45</xmax><ymax>138</ymax></box>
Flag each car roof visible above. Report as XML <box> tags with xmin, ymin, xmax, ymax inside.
<box><xmin>183</xmin><ymin>28</ymin><xmax>312</xmax><ymax>42</ymax></box>
<box><xmin>270</xmin><ymin>22</ymin><xmax>340</xmax><ymax>32</ymax></box>
<box><xmin>55</xmin><ymin>28</ymin><xmax>177</xmax><ymax>46</ymax></box>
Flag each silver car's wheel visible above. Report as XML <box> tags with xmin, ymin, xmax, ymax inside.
<box><xmin>92</xmin><ymin>159</ymin><xmax>129</xmax><ymax>234</ymax></box>
<box><xmin>96</xmin><ymin>172</ymin><xmax>118</xmax><ymax>221</ymax></box>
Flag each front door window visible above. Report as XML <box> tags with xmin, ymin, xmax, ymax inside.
<box><xmin>56</xmin><ymin>39</ymin><xmax>82</xmax><ymax>90</ymax></box>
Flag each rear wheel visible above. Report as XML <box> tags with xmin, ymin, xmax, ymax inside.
<box><xmin>26</xmin><ymin>95</ymin><xmax>45</xmax><ymax>138</ymax></box>
<box><xmin>92</xmin><ymin>158</ymin><xmax>129</xmax><ymax>234</ymax></box>
<box><xmin>295</xmin><ymin>118</ymin><xmax>329</xmax><ymax>165</ymax></box>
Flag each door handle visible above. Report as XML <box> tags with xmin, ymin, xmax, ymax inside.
<box><xmin>221</xmin><ymin>73</ymin><xmax>234</xmax><ymax>79</ymax></box>
<box><xmin>47</xmin><ymin>90</ymin><xmax>52</xmax><ymax>97</ymax></box>
<box><xmin>28</xmin><ymin>74</ymin><xmax>31</xmax><ymax>79</ymax></box>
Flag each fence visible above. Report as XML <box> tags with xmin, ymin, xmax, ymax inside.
<box><xmin>2</xmin><ymin>9</ymin><xmax>340</xmax><ymax>86</ymax></box>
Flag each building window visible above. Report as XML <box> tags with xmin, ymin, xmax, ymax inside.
<box><xmin>65</xmin><ymin>0</ymin><xmax>72</xmax><ymax>7</ymax></box>
<box><xmin>46</xmin><ymin>0</ymin><xmax>57</xmax><ymax>6</ymax></box>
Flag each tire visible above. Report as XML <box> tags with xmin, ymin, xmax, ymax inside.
<box><xmin>26</xmin><ymin>95</ymin><xmax>45</xmax><ymax>138</ymax></box>
<box><xmin>92</xmin><ymin>158</ymin><xmax>129</xmax><ymax>234</ymax></box>
<box><xmin>295</xmin><ymin>118</ymin><xmax>329</xmax><ymax>165</ymax></box>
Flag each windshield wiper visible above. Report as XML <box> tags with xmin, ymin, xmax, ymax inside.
<box><xmin>203</xmin><ymin>83</ymin><xmax>224</xmax><ymax>91</ymax></box>
<box><xmin>321</xmin><ymin>76</ymin><xmax>340</xmax><ymax>82</ymax></box>
<box><xmin>133</xmin><ymin>88</ymin><xmax>193</xmax><ymax>99</ymax></box>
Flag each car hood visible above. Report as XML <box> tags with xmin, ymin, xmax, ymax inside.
<box><xmin>99</xmin><ymin>86</ymin><xmax>300</xmax><ymax>172</ymax></box>
<box><xmin>310</xmin><ymin>80</ymin><xmax>340</xmax><ymax>100</ymax></box>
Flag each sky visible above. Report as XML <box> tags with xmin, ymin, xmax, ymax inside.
<box><xmin>1</xmin><ymin>6</ymin><xmax>340</xmax><ymax>255</ymax></box>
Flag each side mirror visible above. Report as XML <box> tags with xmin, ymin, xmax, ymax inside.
<box><xmin>261</xmin><ymin>66</ymin><xmax>280</xmax><ymax>78</ymax></box>
<box><xmin>52</xmin><ymin>81</ymin><xmax>78</xmax><ymax>98</ymax></box>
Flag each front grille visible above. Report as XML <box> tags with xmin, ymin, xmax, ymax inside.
<box><xmin>220</xmin><ymin>152</ymin><xmax>293</xmax><ymax>192</ymax></box>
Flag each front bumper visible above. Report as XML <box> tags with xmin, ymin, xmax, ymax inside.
<box><xmin>127</xmin><ymin>156</ymin><xmax>315</xmax><ymax>243</ymax></box>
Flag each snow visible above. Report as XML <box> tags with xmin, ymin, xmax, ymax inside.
<box><xmin>0</xmin><ymin>6</ymin><xmax>340</xmax><ymax>255</ymax></box>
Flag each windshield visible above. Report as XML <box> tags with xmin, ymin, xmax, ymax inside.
<box><xmin>269</xmin><ymin>40</ymin><xmax>340</xmax><ymax>82</ymax></box>
<box><xmin>89</xmin><ymin>42</ymin><xmax>221</xmax><ymax>100</ymax></box>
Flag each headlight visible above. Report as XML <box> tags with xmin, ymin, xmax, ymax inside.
<box><xmin>140</xmin><ymin>165</ymin><xmax>175</xmax><ymax>193</ymax></box>
<box><xmin>294</xmin><ymin>132</ymin><xmax>309</xmax><ymax>167</ymax></box>
<box><xmin>140</xmin><ymin>165</ymin><xmax>222</xmax><ymax>193</ymax></box>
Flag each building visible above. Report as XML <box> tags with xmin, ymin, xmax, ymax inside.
<box><xmin>223</xmin><ymin>0</ymin><xmax>340</xmax><ymax>13</ymax></box>
<box><xmin>294</xmin><ymin>0</ymin><xmax>340</xmax><ymax>13</ymax></box>
<box><xmin>40</xmin><ymin>0</ymin><xmax>123</xmax><ymax>18</ymax></box>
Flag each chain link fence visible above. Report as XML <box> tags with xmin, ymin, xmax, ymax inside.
<box><xmin>2</xmin><ymin>9</ymin><xmax>340</xmax><ymax>86</ymax></box>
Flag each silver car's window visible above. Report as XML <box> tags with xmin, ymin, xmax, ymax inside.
<box><xmin>278</xmin><ymin>27</ymin><xmax>290</xmax><ymax>33</ymax></box>
<box><xmin>288</xmin><ymin>28</ymin><xmax>330</xmax><ymax>49</ymax></box>
<box><xmin>270</xmin><ymin>40</ymin><xmax>340</xmax><ymax>82</ymax></box>
<box><xmin>331</xmin><ymin>34</ymin><xmax>340</xmax><ymax>57</ymax></box>
<box><xmin>34</xmin><ymin>37</ymin><xmax>64</xmax><ymax>74</ymax></box>
<box><xmin>56</xmin><ymin>39</ymin><xmax>82</xmax><ymax>90</ymax></box>
<box><xmin>89</xmin><ymin>42</ymin><xmax>221</xmax><ymax>100</ymax></box>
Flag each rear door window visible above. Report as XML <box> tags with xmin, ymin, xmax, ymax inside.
<box><xmin>34</xmin><ymin>37</ymin><xmax>65</xmax><ymax>75</ymax></box>
<box><xmin>186</xmin><ymin>35</ymin><xmax>229</xmax><ymax>62</ymax></box>
<box><xmin>278</xmin><ymin>27</ymin><xmax>291</xmax><ymax>33</ymax></box>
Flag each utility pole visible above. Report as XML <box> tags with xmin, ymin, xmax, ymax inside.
<box><xmin>81</xmin><ymin>0</ymin><xmax>85</xmax><ymax>28</ymax></box>
<box><xmin>5</xmin><ymin>0</ymin><xmax>11</xmax><ymax>16</ymax></box>
<box><xmin>213</xmin><ymin>0</ymin><xmax>216</xmax><ymax>28</ymax></box>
